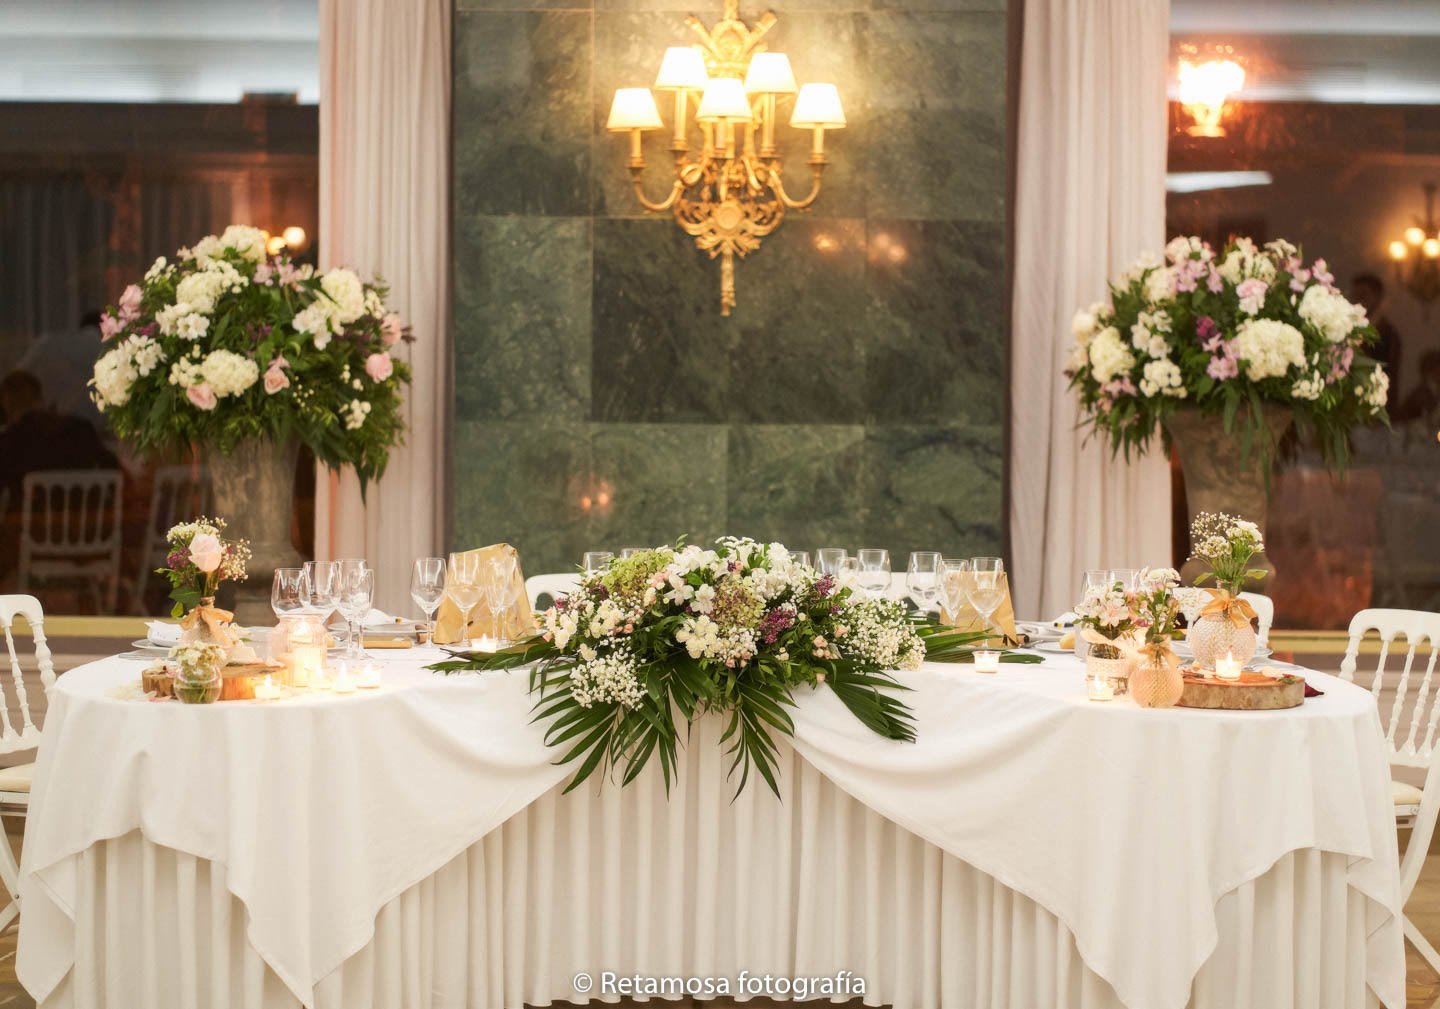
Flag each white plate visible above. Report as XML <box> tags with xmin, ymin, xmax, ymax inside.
<box><xmin>1034</xmin><ymin>640</ymin><xmax>1072</xmax><ymax>654</ymax></box>
<box><xmin>131</xmin><ymin>640</ymin><xmax>173</xmax><ymax>655</ymax></box>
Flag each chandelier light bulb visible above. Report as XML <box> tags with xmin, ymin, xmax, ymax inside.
<box><xmin>790</xmin><ymin>83</ymin><xmax>846</xmax><ymax>128</ymax></box>
<box><xmin>1389</xmin><ymin>240</ymin><xmax>1408</xmax><ymax>261</ymax></box>
<box><xmin>655</xmin><ymin>47</ymin><xmax>708</xmax><ymax>91</ymax></box>
<box><xmin>1177</xmin><ymin>59</ymin><xmax>1245</xmax><ymax>109</ymax></box>
<box><xmin>282</xmin><ymin>226</ymin><xmax>306</xmax><ymax>250</ymax></box>
<box><xmin>696</xmin><ymin>78</ymin><xmax>753</xmax><ymax>122</ymax></box>
<box><xmin>1406</xmin><ymin>225</ymin><xmax>1426</xmax><ymax>246</ymax></box>
<box><xmin>265</xmin><ymin>235</ymin><xmax>287</xmax><ymax>256</ymax></box>
<box><xmin>1425</xmin><ymin>237</ymin><xmax>1440</xmax><ymax>259</ymax></box>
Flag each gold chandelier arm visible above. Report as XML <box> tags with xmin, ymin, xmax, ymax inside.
<box><xmin>767</xmin><ymin>163</ymin><xmax>825</xmax><ymax>210</ymax></box>
<box><xmin>628</xmin><ymin>167</ymin><xmax>685</xmax><ymax>212</ymax></box>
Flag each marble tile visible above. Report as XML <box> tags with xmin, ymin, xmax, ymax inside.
<box><xmin>865</xmin><ymin>218</ymin><xmax>1006</xmax><ymax>424</ymax></box>
<box><xmin>862</xmin><ymin>13</ymin><xmax>1006</xmax><ymax>220</ymax></box>
<box><xmin>727</xmin><ymin>424</ymin><xmax>867</xmax><ymax>549</ymax></box>
<box><xmin>459</xmin><ymin>0</ymin><xmax>588</xmax><ymax>11</ymax></box>
<box><xmin>453</xmin><ymin>217</ymin><xmax>593</xmax><ymax>423</ymax></box>
<box><xmin>591</xmin><ymin>218</ymin><xmax>737</xmax><ymax>422</ymax></box>
<box><xmin>586</xmin><ymin>424</ymin><xmax>730</xmax><ymax>549</ymax></box>
<box><xmin>862</xmin><ymin>424</ymin><xmax>1004</xmax><ymax>559</ymax></box>
<box><xmin>454</xmin><ymin>12</ymin><xmax>593</xmax><ymax>217</ymax></box>
<box><xmin>873</xmin><ymin>0</ymin><xmax>1003</xmax><ymax>11</ymax></box>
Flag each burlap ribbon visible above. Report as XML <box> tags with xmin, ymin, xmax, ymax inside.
<box><xmin>1198</xmin><ymin>588</ymin><xmax>1257</xmax><ymax>629</ymax></box>
<box><xmin>432</xmin><ymin>543</ymin><xmax>536</xmax><ymax>646</ymax></box>
<box><xmin>180</xmin><ymin>602</ymin><xmax>237</xmax><ymax>646</ymax></box>
<box><xmin>1142</xmin><ymin>642</ymin><xmax>1181</xmax><ymax>670</ymax></box>
<box><xmin>939</xmin><ymin>572</ymin><xmax>1018</xmax><ymax>645</ymax></box>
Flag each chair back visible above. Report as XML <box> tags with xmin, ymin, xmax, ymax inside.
<box><xmin>137</xmin><ymin>465</ymin><xmax>213</xmax><ymax>601</ymax></box>
<box><xmin>1340</xmin><ymin>608</ymin><xmax>1440</xmax><ymax>770</ymax></box>
<box><xmin>0</xmin><ymin>595</ymin><xmax>55</xmax><ymax>755</ymax></box>
<box><xmin>18</xmin><ymin>468</ymin><xmax>124</xmax><ymax>611</ymax></box>
<box><xmin>525</xmin><ymin>573</ymin><xmax>581</xmax><ymax>611</ymax></box>
<box><xmin>1238</xmin><ymin>591</ymin><xmax>1274</xmax><ymax>647</ymax></box>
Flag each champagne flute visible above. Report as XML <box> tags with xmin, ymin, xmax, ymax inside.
<box><xmin>966</xmin><ymin>557</ymin><xmax>1007</xmax><ymax>638</ymax></box>
<box><xmin>938</xmin><ymin>558</ymin><xmax>970</xmax><ymax>622</ymax></box>
<box><xmin>857</xmin><ymin>548</ymin><xmax>891</xmax><ymax>598</ymax></box>
<box><xmin>583</xmin><ymin>551</ymin><xmax>614</xmax><ymax>573</ymax></box>
<box><xmin>271</xmin><ymin>567</ymin><xmax>307</xmax><ymax>620</ymax></box>
<box><xmin>446</xmin><ymin>552</ymin><xmax>485</xmax><ymax>648</ymax></box>
<box><xmin>906</xmin><ymin>552</ymin><xmax>942</xmax><ymax>613</ymax></box>
<box><xmin>816</xmin><ymin>548</ymin><xmax>847</xmax><ymax>576</ymax></box>
<box><xmin>486</xmin><ymin>553</ymin><xmax>521</xmax><ymax>647</ymax></box>
<box><xmin>338</xmin><ymin>567</ymin><xmax>375</xmax><ymax>660</ymax></box>
<box><xmin>411</xmin><ymin>557</ymin><xmax>446</xmax><ymax>641</ymax></box>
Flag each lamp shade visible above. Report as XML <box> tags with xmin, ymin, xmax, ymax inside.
<box><xmin>743</xmin><ymin>52</ymin><xmax>798</xmax><ymax>94</ymax></box>
<box><xmin>696</xmin><ymin>77</ymin><xmax>753</xmax><ymax>122</ymax></box>
<box><xmin>655</xmin><ymin>46</ymin><xmax>708</xmax><ymax>90</ymax></box>
<box><xmin>607</xmin><ymin>88</ymin><xmax>664</xmax><ymax>131</ymax></box>
<box><xmin>790</xmin><ymin>83</ymin><xmax>845</xmax><ymax>128</ymax></box>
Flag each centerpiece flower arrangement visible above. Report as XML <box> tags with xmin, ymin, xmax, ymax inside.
<box><xmin>1074</xmin><ymin>579</ymin><xmax>1140</xmax><ymax>687</ymax></box>
<box><xmin>88</xmin><ymin>224</ymin><xmax>413</xmax><ymax>487</ymax></box>
<box><xmin>1186</xmin><ymin>512</ymin><xmax>1265</xmax><ymax>667</ymax></box>
<box><xmin>1126</xmin><ymin>568</ymin><xmax>1185</xmax><ymax>708</ymax></box>
<box><xmin>156</xmin><ymin>518</ymin><xmax>251</xmax><ymax>657</ymax></box>
<box><xmin>431</xmin><ymin>538</ymin><xmax>1039</xmax><ymax>797</ymax></box>
<box><xmin>1066</xmin><ymin>236</ymin><xmax>1388</xmax><ymax>470</ymax></box>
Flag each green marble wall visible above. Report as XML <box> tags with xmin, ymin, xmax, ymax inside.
<box><xmin>451</xmin><ymin>0</ymin><xmax>1008</xmax><ymax>575</ymax></box>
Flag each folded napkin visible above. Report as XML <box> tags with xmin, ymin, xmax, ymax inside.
<box><xmin>146</xmin><ymin>621</ymin><xmax>181</xmax><ymax>645</ymax></box>
<box><xmin>939</xmin><ymin>571</ymin><xmax>1018</xmax><ymax>645</ymax></box>
<box><xmin>361</xmin><ymin>636</ymin><xmax>412</xmax><ymax>650</ymax></box>
<box><xmin>432</xmin><ymin>543</ymin><xmax>535</xmax><ymax>646</ymax></box>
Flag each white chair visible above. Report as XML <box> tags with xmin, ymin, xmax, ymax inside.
<box><xmin>18</xmin><ymin>469</ymin><xmax>123</xmax><ymax>612</ymax></box>
<box><xmin>525</xmin><ymin>573</ymin><xmax>581</xmax><ymax>611</ymax></box>
<box><xmin>1339</xmin><ymin>607</ymin><xmax>1440</xmax><ymax>972</ymax></box>
<box><xmin>0</xmin><ymin>595</ymin><xmax>57</xmax><ymax>932</ymax></box>
<box><xmin>136</xmin><ymin>464</ymin><xmax>212</xmax><ymax>606</ymax></box>
<box><xmin>1238</xmin><ymin>591</ymin><xmax>1274</xmax><ymax>648</ymax></box>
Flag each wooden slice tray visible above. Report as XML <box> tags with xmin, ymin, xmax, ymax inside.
<box><xmin>1177</xmin><ymin>669</ymin><xmax>1305</xmax><ymax>710</ymax></box>
<box><xmin>219</xmin><ymin>661</ymin><xmax>285</xmax><ymax>701</ymax></box>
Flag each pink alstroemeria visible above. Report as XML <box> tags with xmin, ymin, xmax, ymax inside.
<box><xmin>381</xmin><ymin>313</ymin><xmax>403</xmax><ymax>347</ymax></box>
<box><xmin>118</xmin><ymin>284</ymin><xmax>143</xmax><ymax>320</ymax></box>
<box><xmin>1289</xmin><ymin>268</ymin><xmax>1311</xmax><ymax>293</ymax></box>
<box><xmin>1206</xmin><ymin>267</ymin><xmax>1224</xmax><ymax>293</ymax></box>
<box><xmin>268</xmin><ymin>351</ymin><xmax>289</xmax><ymax>371</ymax></box>
<box><xmin>99</xmin><ymin>312</ymin><xmax>123</xmax><ymax>339</ymax></box>
<box><xmin>254</xmin><ymin>262</ymin><xmax>273</xmax><ymax>285</ymax></box>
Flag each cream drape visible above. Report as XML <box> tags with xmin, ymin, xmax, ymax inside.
<box><xmin>1009</xmin><ymin>0</ymin><xmax>1174</xmax><ymax>619</ymax></box>
<box><xmin>315</xmin><ymin>0</ymin><xmax>450</xmax><ymax>613</ymax></box>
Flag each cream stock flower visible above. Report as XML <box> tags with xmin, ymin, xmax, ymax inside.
<box><xmin>1233</xmin><ymin>319</ymin><xmax>1305</xmax><ymax>381</ymax></box>
<box><xmin>1087</xmin><ymin>326</ymin><xmax>1135</xmax><ymax>384</ymax></box>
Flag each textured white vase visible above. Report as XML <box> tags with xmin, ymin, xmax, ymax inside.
<box><xmin>1188</xmin><ymin>613</ymin><xmax>1257</xmax><ymax>669</ymax></box>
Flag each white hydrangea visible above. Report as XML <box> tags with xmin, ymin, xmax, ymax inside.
<box><xmin>1087</xmin><ymin>326</ymin><xmax>1136</xmax><ymax>384</ymax></box>
<box><xmin>343</xmin><ymin>398</ymin><xmax>372</xmax><ymax>430</ymax></box>
<box><xmin>1234</xmin><ymin>319</ymin><xmax>1305</xmax><ymax>381</ymax></box>
<box><xmin>90</xmin><ymin>346</ymin><xmax>138</xmax><ymax>408</ymax></box>
<box><xmin>1298</xmin><ymin>285</ymin><xmax>1366</xmax><ymax>344</ymax></box>
<box><xmin>292</xmin><ymin>301</ymin><xmax>337</xmax><ymax>348</ymax></box>
<box><xmin>219</xmin><ymin>224</ymin><xmax>268</xmax><ymax>262</ymax></box>
<box><xmin>199</xmin><ymin>349</ymin><xmax>259</xmax><ymax>398</ymax></box>
<box><xmin>1117</xmin><ymin>252</ymin><xmax>1162</xmax><ymax>286</ymax></box>
<box><xmin>1071</xmin><ymin>307</ymin><xmax>1098</xmax><ymax>344</ymax></box>
<box><xmin>176</xmin><ymin>269</ymin><xmax>225</xmax><ymax>315</ymax></box>
<box><xmin>320</xmin><ymin>268</ymin><xmax>366</xmax><ymax>324</ymax></box>
<box><xmin>1139</xmin><ymin>358</ymin><xmax>1186</xmax><ymax>398</ymax></box>
<box><xmin>1291</xmin><ymin>372</ymin><xmax>1325</xmax><ymax>401</ymax></box>
<box><xmin>1143</xmin><ymin>266</ymin><xmax>1176</xmax><ymax>303</ymax></box>
<box><xmin>1138</xmin><ymin>309</ymin><xmax>1171</xmax><ymax>334</ymax></box>
<box><xmin>190</xmin><ymin>235</ymin><xmax>223</xmax><ymax>266</ymax></box>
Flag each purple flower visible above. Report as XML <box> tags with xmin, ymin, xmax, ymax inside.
<box><xmin>167</xmin><ymin>550</ymin><xmax>187</xmax><ymax>570</ymax></box>
<box><xmin>1195</xmin><ymin>316</ymin><xmax>1218</xmax><ymax>341</ymax></box>
<box><xmin>759</xmin><ymin>608</ymin><xmax>795</xmax><ymax>644</ymax></box>
<box><xmin>813</xmin><ymin>575</ymin><xmax>835</xmax><ymax>599</ymax></box>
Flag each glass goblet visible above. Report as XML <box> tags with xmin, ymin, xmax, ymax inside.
<box><xmin>857</xmin><ymin>548</ymin><xmax>891</xmax><ymax>598</ymax></box>
<box><xmin>411</xmin><ymin>557</ymin><xmax>446</xmax><ymax>641</ymax></box>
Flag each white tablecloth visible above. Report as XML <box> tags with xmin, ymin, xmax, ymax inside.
<box><xmin>18</xmin><ymin>650</ymin><xmax>1405</xmax><ymax>1009</ymax></box>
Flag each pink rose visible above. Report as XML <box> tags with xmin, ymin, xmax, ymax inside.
<box><xmin>262</xmin><ymin>365</ymin><xmax>290</xmax><ymax>395</ymax></box>
<box><xmin>118</xmin><ymin>285</ymin><xmax>143</xmax><ymax>319</ymax></box>
<box><xmin>186</xmin><ymin>383</ymin><xmax>218</xmax><ymax>411</ymax></box>
<box><xmin>365</xmin><ymin>352</ymin><xmax>393</xmax><ymax>381</ymax></box>
<box><xmin>188</xmin><ymin>532</ymin><xmax>223</xmax><ymax>573</ymax></box>
<box><xmin>381</xmin><ymin>313</ymin><xmax>403</xmax><ymax>346</ymax></box>
<box><xmin>99</xmin><ymin>312</ymin><xmax>123</xmax><ymax>339</ymax></box>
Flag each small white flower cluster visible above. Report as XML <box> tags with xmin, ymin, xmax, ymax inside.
<box><xmin>1298</xmin><ymin>285</ymin><xmax>1366</xmax><ymax>344</ymax></box>
<box><xmin>169</xmin><ymin>357</ymin><xmax>203</xmax><ymax>388</ymax></box>
<box><xmin>199</xmin><ymin>350</ymin><xmax>259</xmax><ymax>398</ymax></box>
<box><xmin>1233</xmin><ymin>318</ymin><xmax>1305</xmax><ymax>380</ymax></box>
<box><xmin>1087</xmin><ymin>327</ymin><xmax>1136</xmax><ymax>384</ymax></box>
<box><xmin>168</xmin><ymin>641</ymin><xmax>228</xmax><ymax>679</ymax></box>
<box><xmin>1291</xmin><ymin>371</ymin><xmax>1325</xmax><ymax>401</ymax></box>
<box><xmin>175</xmin><ymin>260</ymin><xmax>245</xmax><ymax>315</ymax></box>
<box><xmin>676</xmin><ymin>614</ymin><xmax>758</xmax><ymax>666</ymax></box>
<box><xmin>343</xmin><ymin>398</ymin><xmax>372</xmax><ymax>430</ymax></box>
<box><xmin>839</xmin><ymin>598</ymin><xmax>925</xmax><ymax>671</ymax></box>
<box><xmin>156</xmin><ymin>301</ymin><xmax>210</xmax><ymax>339</ymax></box>
<box><xmin>1139</xmin><ymin>358</ymin><xmax>1186</xmax><ymax>398</ymax></box>
<box><xmin>569</xmin><ymin>645</ymin><xmax>645</xmax><ymax>710</ymax></box>
<box><xmin>91</xmin><ymin>345</ymin><xmax>139</xmax><ymax>407</ymax></box>
<box><xmin>1357</xmin><ymin>368</ymin><xmax>1389</xmax><ymax>409</ymax></box>
<box><xmin>1216</xmin><ymin>237</ymin><xmax>1276</xmax><ymax>284</ymax></box>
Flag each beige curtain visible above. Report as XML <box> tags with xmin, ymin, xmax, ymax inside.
<box><xmin>316</xmin><ymin>0</ymin><xmax>450</xmax><ymax>613</ymax></box>
<box><xmin>1009</xmin><ymin>0</ymin><xmax>1173</xmax><ymax>619</ymax></box>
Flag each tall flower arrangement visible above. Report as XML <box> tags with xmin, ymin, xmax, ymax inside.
<box><xmin>1066</xmin><ymin>236</ymin><xmax>1389</xmax><ymax>469</ymax></box>
<box><xmin>89</xmin><ymin>225</ymin><xmax>413</xmax><ymax>486</ymax></box>
<box><xmin>432</xmin><ymin>538</ymin><xmax>1039</xmax><ymax>797</ymax></box>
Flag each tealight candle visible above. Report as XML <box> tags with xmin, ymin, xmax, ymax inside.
<box><xmin>1215</xmin><ymin>651</ymin><xmax>1242</xmax><ymax>681</ymax></box>
<box><xmin>974</xmin><ymin>649</ymin><xmax>1001</xmax><ymax>674</ymax></box>
<box><xmin>254</xmin><ymin>674</ymin><xmax>282</xmax><ymax>702</ymax></box>
<box><xmin>332</xmin><ymin>663</ymin><xmax>357</xmax><ymax>694</ymax></box>
<box><xmin>1088</xmin><ymin>676</ymin><xmax>1114</xmax><ymax>701</ymax></box>
<box><xmin>472</xmin><ymin>634</ymin><xmax>499</xmax><ymax>653</ymax></box>
<box><xmin>358</xmin><ymin>662</ymin><xmax>381</xmax><ymax>689</ymax></box>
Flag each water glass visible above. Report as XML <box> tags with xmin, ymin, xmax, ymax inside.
<box><xmin>304</xmin><ymin>560</ymin><xmax>341</xmax><ymax>618</ymax></box>
<box><xmin>1076</xmin><ymin>568</ymin><xmax>1110</xmax><ymax>657</ymax></box>
<box><xmin>967</xmin><ymin>557</ymin><xmax>1006</xmax><ymax>636</ymax></box>
<box><xmin>816</xmin><ymin>548</ymin><xmax>847</xmax><ymax>576</ymax></box>
<box><xmin>857</xmin><ymin>548</ymin><xmax>891</xmax><ymax>598</ymax></box>
<box><xmin>937</xmin><ymin>558</ymin><xmax>970</xmax><ymax>620</ymax></box>
<box><xmin>1108</xmin><ymin>568</ymin><xmax>1140</xmax><ymax>593</ymax></box>
<box><xmin>487</xmin><ymin>553</ymin><xmax>521</xmax><ymax>646</ymax></box>
<box><xmin>583</xmin><ymin>551</ymin><xmax>615</xmax><ymax>572</ymax></box>
<box><xmin>338</xmin><ymin>566</ymin><xmax>375</xmax><ymax>660</ymax></box>
<box><xmin>906</xmin><ymin>552</ymin><xmax>942</xmax><ymax>612</ymax></box>
<box><xmin>271</xmin><ymin>567</ymin><xmax>307</xmax><ymax>619</ymax></box>
<box><xmin>446</xmin><ymin>552</ymin><xmax>486</xmax><ymax>646</ymax></box>
<box><xmin>411</xmin><ymin>557</ymin><xmax>446</xmax><ymax>640</ymax></box>
<box><xmin>791</xmin><ymin>550</ymin><xmax>812</xmax><ymax>569</ymax></box>
<box><xmin>620</xmin><ymin>547</ymin><xmax>647</xmax><ymax>559</ymax></box>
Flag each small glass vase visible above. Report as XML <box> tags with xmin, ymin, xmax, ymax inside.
<box><xmin>1130</xmin><ymin>648</ymin><xmax>1185</xmax><ymax>708</ymax></box>
<box><xmin>1085</xmin><ymin>641</ymin><xmax>1130</xmax><ymax>699</ymax></box>
<box><xmin>1188</xmin><ymin>613</ymin><xmax>1257</xmax><ymax>670</ymax></box>
<box><xmin>173</xmin><ymin>670</ymin><xmax>221</xmax><ymax>704</ymax></box>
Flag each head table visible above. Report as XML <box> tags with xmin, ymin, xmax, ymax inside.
<box><xmin>17</xmin><ymin>647</ymin><xmax>1404</xmax><ymax>1009</ymax></box>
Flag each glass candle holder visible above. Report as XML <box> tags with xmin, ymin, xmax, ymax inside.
<box><xmin>275</xmin><ymin>613</ymin><xmax>328</xmax><ymax>689</ymax></box>
<box><xmin>974</xmin><ymin>650</ymin><xmax>1001</xmax><ymax>674</ymax></box>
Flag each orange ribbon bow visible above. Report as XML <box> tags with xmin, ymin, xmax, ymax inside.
<box><xmin>1198</xmin><ymin>588</ymin><xmax>1257</xmax><ymax>629</ymax></box>
<box><xmin>180</xmin><ymin>603</ymin><xmax>237</xmax><ymax>646</ymax></box>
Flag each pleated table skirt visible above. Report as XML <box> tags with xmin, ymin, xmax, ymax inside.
<box><xmin>40</xmin><ymin>734</ymin><xmax>1377</xmax><ymax>1009</ymax></box>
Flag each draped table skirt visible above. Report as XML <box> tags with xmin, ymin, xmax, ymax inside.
<box><xmin>38</xmin><ymin>725</ymin><xmax>1378</xmax><ymax>1009</ymax></box>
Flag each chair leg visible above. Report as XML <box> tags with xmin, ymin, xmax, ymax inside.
<box><xmin>1405</xmin><ymin>913</ymin><xmax>1440</xmax><ymax>975</ymax></box>
<box><xmin>0</xmin><ymin>811</ymin><xmax>19</xmax><ymax>933</ymax></box>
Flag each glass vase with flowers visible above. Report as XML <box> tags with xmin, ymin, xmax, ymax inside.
<box><xmin>1128</xmin><ymin>568</ymin><xmax>1186</xmax><ymax>708</ymax></box>
<box><xmin>1075</xmin><ymin>579</ymin><xmax>1140</xmax><ymax>697</ymax></box>
<box><xmin>157</xmin><ymin>517</ymin><xmax>252</xmax><ymax>653</ymax></box>
<box><xmin>1187</xmin><ymin>511</ymin><xmax>1265</xmax><ymax>668</ymax></box>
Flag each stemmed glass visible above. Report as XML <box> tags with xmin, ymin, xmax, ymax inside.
<box><xmin>486</xmin><ymin>553</ymin><xmax>521</xmax><ymax>647</ymax></box>
<box><xmin>303</xmin><ymin>559</ymin><xmax>341</xmax><ymax>645</ymax></box>
<box><xmin>906</xmin><ymin>552</ymin><xmax>942</xmax><ymax>613</ymax></box>
<box><xmin>583</xmin><ymin>551</ymin><xmax>614</xmax><ymax>573</ymax></box>
<box><xmin>816</xmin><ymin>548</ymin><xmax>847</xmax><ymax>576</ymax></box>
<box><xmin>446</xmin><ymin>552</ymin><xmax>485</xmax><ymax>648</ymax></box>
<box><xmin>271</xmin><ymin>567</ymin><xmax>307</xmax><ymax>619</ymax></box>
<box><xmin>1108</xmin><ymin>568</ymin><xmax>1140</xmax><ymax>593</ymax></box>
<box><xmin>966</xmin><ymin>557</ymin><xmax>1007</xmax><ymax>638</ymax></box>
<box><xmin>938</xmin><ymin>558</ymin><xmax>970</xmax><ymax>621</ymax></box>
<box><xmin>1077</xmin><ymin>568</ymin><xmax>1110</xmax><ymax>656</ymax></box>
<box><xmin>338</xmin><ymin>566</ymin><xmax>375</xmax><ymax>660</ymax></box>
<box><xmin>791</xmin><ymin>550</ymin><xmax>812</xmax><ymax>569</ymax></box>
<box><xmin>620</xmin><ymin>547</ymin><xmax>646</xmax><ymax>559</ymax></box>
<box><xmin>857</xmin><ymin>548</ymin><xmax>891</xmax><ymax>598</ymax></box>
<box><xmin>411</xmin><ymin>557</ymin><xmax>446</xmax><ymax>641</ymax></box>
<box><xmin>335</xmin><ymin>559</ymin><xmax>369</xmax><ymax>650</ymax></box>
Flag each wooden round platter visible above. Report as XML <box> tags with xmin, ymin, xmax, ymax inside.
<box><xmin>219</xmin><ymin>660</ymin><xmax>286</xmax><ymax>701</ymax></box>
<box><xmin>1177</xmin><ymin>668</ymin><xmax>1305</xmax><ymax>710</ymax></box>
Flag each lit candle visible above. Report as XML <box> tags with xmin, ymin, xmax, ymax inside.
<box><xmin>358</xmin><ymin>662</ymin><xmax>381</xmax><ymax>689</ymax></box>
<box><xmin>1088</xmin><ymin>676</ymin><xmax>1114</xmax><ymax>701</ymax></box>
<box><xmin>332</xmin><ymin>662</ymin><xmax>357</xmax><ymax>694</ymax></box>
<box><xmin>1215</xmin><ymin>651</ymin><xmax>1242</xmax><ymax>681</ymax></box>
<box><xmin>473</xmin><ymin>634</ymin><xmax>499</xmax><ymax>653</ymax></box>
<box><xmin>974</xmin><ymin>650</ymin><xmax>1001</xmax><ymax>674</ymax></box>
<box><xmin>254</xmin><ymin>675</ymin><xmax>282</xmax><ymax>702</ymax></box>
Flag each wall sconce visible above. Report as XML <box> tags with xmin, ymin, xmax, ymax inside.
<box><xmin>607</xmin><ymin>0</ymin><xmax>844</xmax><ymax>315</ymax></box>
<box><xmin>1388</xmin><ymin>182</ymin><xmax>1440</xmax><ymax>309</ymax></box>
<box><xmin>264</xmin><ymin>226</ymin><xmax>310</xmax><ymax>258</ymax></box>
<box><xmin>1178</xmin><ymin>58</ymin><xmax>1244</xmax><ymax>137</ymax></box>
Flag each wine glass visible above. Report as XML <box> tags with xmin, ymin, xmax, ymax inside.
<box><xmin>486</xmin><ymin>553</ymin><xmax>521</xmax><ymax>647</ymax></box>
<box><xmin>303</xmin><ymin>560</ymin><xmax>340</xmax><ymax>616</ymax></box>
<box><xmin>1077</xmin><ymin>568</ymin><xmax>1110</xmax><ymax>656</ymax></box>
<box><xmin>411</xmin><ymin>557</ymin><xmax>446</xmax><ymax>641</ymax></box>
<box><xmin>792</xmin><ymin>550</ymin><xmax>812</xmax><ymax>569</ymax></box>
<box><xmin>1108</xmin><ymin>568</ymin><xmax>1140</xmax><ymax>593</ymax></box>
<box><xmin>338</xmin><ymin>567</ymin><xmax>375</xmax><ymax>660</ymax></box>
<box><xmin>583</xmin><ymin>551</ymin><xmax>614</xmax><ymax>572</ymax></box>
<box><xmin>938</xmin><ymin>558</ymin><xmax>970</xmax><ymax>621</ymax></box>
<box><xmin>857</xmin><ymin>548</ymin><xmax>891</xmax><ymax>598</ymax></box>
<box><xmin>816</xmin><ymin>548</ymin><xmax>847</xmax><ymax>576</ymax></box>
<box><xmin>966</xmin><ymin>557</ymin><xmax>1007</xmax><ymax>638</ymax></box>
<box><xmin>335</xmin><ymin>558</ymin><xmax>369</xmax><ymax>650</ymax></box>
<box><xmin>446</xmin><ymin>552</ymin><xmax>485</xmax><ymax>647</ymax></box>
<box><xmin>620</xmin><ymin>547</ymin><xmax>646</xmax><ymax>559</ymax></box>
<box><xmin>906</xmin><ymin>552</ymin><xmax>942</xmax><ymax>613</ymax></box>
<box><xmin>271</xmin><ymin>568</ymin><xmax>307</xmax><ymax>620</ymax></box>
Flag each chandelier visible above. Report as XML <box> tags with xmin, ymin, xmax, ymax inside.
<box><xmin>1177</xmin><ymin>58</ymin><xmax>1244</xmax><ymax>138</ymax></box>
<box><xmin>1387</xmin><ymin>182</ymin><xmax>1440</xmax><ymax>307</ymax></box>
<box><xmin>605</xmin><ymin>0</ymin><xmax>845</xmax><ymax>315</ymax></box>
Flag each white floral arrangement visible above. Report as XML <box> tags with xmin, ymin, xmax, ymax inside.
<box><xmin>1066</xmin><ymin>236</ymin><xmax>1389</xmax><ymax>470</ymax></box>
<box><xmin>90</xmin><ymin>225</ymin><xmax>412</xmax><ymax>487</ymax></box>
<box><xmin>432</xmin><ymin>537</ymin><xmax>1040</xmax><ymax>797</ymax></box>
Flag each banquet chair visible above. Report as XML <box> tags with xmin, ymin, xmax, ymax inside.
<box><xmin>136</xmin><ymin>464</ymin><xmax>212</xmax><ymax>606</ymax></box>
<box><xmin>17</xmin><ymin>468</ymin><xmax>123</xmax><ymax>613</ymax></box>
<box><xmin>525</xmin><ymin>573</ymin><xmax>581</xmax><ymax>611</ymax></box>
<box><xmin>1339</xmin><ymin>607</ymin><xmax>1440</xmax><ymax>972</ymax></box>
<box><xmin>0</xmin><ymin>594</ymin><xmax>56</xmax><ymax>933</ymax></box>
<box><xmin>1238</xmin><ymin>591</ymin><xmax>1274</xmax><ymax>647</ymax></box>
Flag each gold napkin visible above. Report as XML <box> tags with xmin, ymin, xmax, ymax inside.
<box><xmin>939</xmin><ymin>571</ymin><xmax>1018</xmax><ymax>645</ymax></box>
<box><xmin>432</xmin><ymin>543</ymin><xmax>536</xmax><ymax>646</ymax></box>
